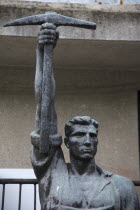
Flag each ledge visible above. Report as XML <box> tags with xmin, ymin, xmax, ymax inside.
<box><xmin>0</xmin><ymin>1</ymin><xmax>140</xmax><ymax>40</ymax></box>
<box><xmin>0</xmin><ymin>0</ymin><xmax>140</xmax><ymax>13</ymax></box>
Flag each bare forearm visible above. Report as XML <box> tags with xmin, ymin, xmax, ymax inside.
<box><xmin>32</xmin><ymin>23</ymin><xmax>60</xmax><ymax>154</ymax></box>
<box><xmin>35</xmin><ymin>44</ymin><xmax>57</xmax><ymax>133</ymax></box>
<box><xmin>35</xmin><ymin>45</ymin><xmax>43</xmax><ymax>134</ymax></box>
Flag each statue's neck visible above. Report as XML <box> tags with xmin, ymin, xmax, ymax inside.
<box><xmin>70</xmin><ymin>155</ymin><xmax>97</xmax><ymax>176</ymax></box>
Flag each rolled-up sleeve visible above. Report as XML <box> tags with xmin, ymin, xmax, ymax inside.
<box><xmin>30</xmin><ymin>131</ymin><xmax>62</xmax><ymax>180</ymax></box>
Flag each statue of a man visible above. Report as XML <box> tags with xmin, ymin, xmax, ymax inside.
<box><xmin>31</xmin><ymin>23</ymin><xmax>140</xmax><ymax>210</ymax></box>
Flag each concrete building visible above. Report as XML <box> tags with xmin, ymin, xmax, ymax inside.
<box><xmin>0</xmin><ymin>0</ymin><xmax>140</xmax><ymax>204</ymax></box>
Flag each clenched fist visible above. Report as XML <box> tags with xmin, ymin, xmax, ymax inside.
<box><xmin>38</xmin><ymin>23</ymin><xmax>59</xmax><ymax>48</ymax></box>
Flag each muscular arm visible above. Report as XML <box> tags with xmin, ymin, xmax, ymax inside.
<box><xmin>121</xmin><ymin>180</ymin><xmax>140</xmax><ymax>210</ymax></box>
<box><xmin>35</xmin><ymin>43</ymin><xmax>57</xmax><ymax>136</ymax></box>
<box><xmin>114</xmin><ymin>175</ymin><xmax>140</xmax><ymax>210</ymax></box>
<box><xmin>30</xmin><ymin>23</ymin><xmax>62</xmax><ymax>180</ymax></box>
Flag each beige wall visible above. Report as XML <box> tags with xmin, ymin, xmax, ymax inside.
<box><xmin>0</xmin><ymin>89</ymin><xmax>139</xmax><ymax>181</ymax></box>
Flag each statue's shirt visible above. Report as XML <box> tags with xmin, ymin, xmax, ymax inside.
<box><xmin>31</xmin><ymin>147</ymin><xmax>140</xmax><ymax>210</ymax></box>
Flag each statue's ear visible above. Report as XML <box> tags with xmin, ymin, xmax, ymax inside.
<box><xmin>64</xmin><ymin>137</ymin><xmax>69</xmax><ymax>148</ymax></box>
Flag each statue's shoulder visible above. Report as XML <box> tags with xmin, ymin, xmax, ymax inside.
<box><xmin>103</xmin><ymin>168</ymin><xmax>135</xmax><ymax>191</ymax></box>
<box><xmin>112</xmin><ymin>173</ymin><xmax>140</xmax><ymax>207</ymax></box>
<box><xmin>104</xmin><ymin>169</ymin><xmax>139</xmax><ymax>201</ymax></box>
<box><xmin>97</xmin><ymin>165</ymin><xmax>137</xmax><ymax>197</ymax></box>
<box><xmin>111</xmin><ymin>173</ymin><xmax>135</xmax><ymax>191</ymax></box>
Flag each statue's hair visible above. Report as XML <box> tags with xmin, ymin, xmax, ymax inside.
<box><xmin>65</xmin><ymin>116</ymin><xmax>99</xmax><ymax>138</ymax></box>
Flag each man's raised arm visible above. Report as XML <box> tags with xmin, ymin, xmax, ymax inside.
<box><xmin>30</xmin><ymin>23</ymin><xmax>62</xmax><ymax>180</ymax></box>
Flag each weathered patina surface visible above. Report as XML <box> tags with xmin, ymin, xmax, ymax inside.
<box><xmin>31</xmin><ymin>21</ymin><xmax>139</xmax><ymax>210</ymax></box>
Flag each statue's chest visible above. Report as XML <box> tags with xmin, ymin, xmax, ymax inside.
<box><xmin>48</xmin><ymin>175</ymin><xmax>116</xmax><ymax>209</ymax></box>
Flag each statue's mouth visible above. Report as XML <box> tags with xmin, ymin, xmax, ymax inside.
<box><xmin>83</xmin><ymin>149</ymin><xmax>92</xmax><ymax>153</ymax></box>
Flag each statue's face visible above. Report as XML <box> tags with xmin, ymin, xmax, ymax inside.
<box><xmin>67</xmin><ymin>124</ymin><xmax>98</xmax><ymax>160</ymax></box>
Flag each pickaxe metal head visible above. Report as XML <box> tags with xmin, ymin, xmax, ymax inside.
<box><xmin>3</xmin><ymin>11</ymin><xmax>96</xmax><ymax>30</ymax></box>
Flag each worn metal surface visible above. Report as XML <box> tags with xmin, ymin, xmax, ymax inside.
<box><xmin>32</xmin><ymin>16</ymin><xmax>139</xmax><ymax>209</ymax></box>
<box><xmin>3</xmin><ymin>12</ymin><xmax>96</xmax><ymax>29</ymax></box>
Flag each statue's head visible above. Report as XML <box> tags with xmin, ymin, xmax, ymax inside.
<box><xmin>64</xmin><ymin>116</ymin><xmax>99</xmax><ymax>160</ymax></box>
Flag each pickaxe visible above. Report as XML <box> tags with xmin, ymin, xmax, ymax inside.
<box><xmin>3</xmin><ymin>12</ymin><xmax>96</xmax><ymax>153</ymax></box>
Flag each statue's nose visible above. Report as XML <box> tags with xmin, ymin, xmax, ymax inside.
<box><xmin>84</xmin><ymin>134</ymin><xmax>91</xmax><ymax>146</ymax></box>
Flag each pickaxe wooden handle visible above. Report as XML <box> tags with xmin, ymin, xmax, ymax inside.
<box><xmin>4</xmin><ymin>12</ymin><xmax>96</xmax><ymax>153</ymax></box>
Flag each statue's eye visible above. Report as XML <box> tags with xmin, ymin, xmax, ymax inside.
<box><xmin>74</xmin><ymin>132</ymin><xmax>85</xmax><ymax>137</ymax></box>
<box><xmin>90</xmin><ymin>133</ymin><xmax>97</xmax><ymax>138</ymax></box>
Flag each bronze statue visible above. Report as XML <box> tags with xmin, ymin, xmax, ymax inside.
<box><xmin>4</xmin><ymin>12</ymin><xmax>140</xmax><ymax>210</ymax></box>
